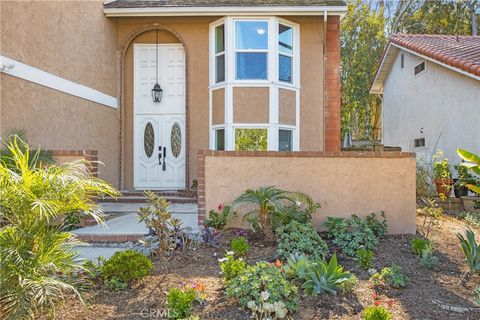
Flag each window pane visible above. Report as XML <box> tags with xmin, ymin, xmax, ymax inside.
<box><xmin>215</xmin><ymin>25</ymin><xmax>225</xmax><ymax>53</ymax></box>
<box><xmin>216</xmin><ymin>54</ymin><xmax>225</xmax><ymax>83</ymax></box>
<box><xmin>235</xmin><ymin>21</ymin><xmax>268</xmax><ymax>50</ymax></box>
<box><xmin>279</xmin><ymin>24</ymin><xmax>293</xmax><ymax>55</ymax></box>
<box><xmin>236</xmin><ymin>53</ymin><xmax>267</xmax><ymax>80</ymax></box>
<box><xmin>216</xmin><ymin>129</ymin><xmax>225</xmax><ymax>151</ymax></box>
<box><xmin>235</xmin><ymin>129</ymin><xmax>267</xmax><ymax>151</ymax></box>
<box><xmin>279</xmin><ymin>129</ymin><xmax>292</xmax><ymax>151</ymax></box>
<box><xmin>279</xmin><ymin>55</ymin><xmax>292</xmax><ymax>83</ymax></box>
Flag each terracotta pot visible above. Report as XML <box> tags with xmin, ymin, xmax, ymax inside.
<box><xmin>434</xmin><ymin>178</ymin><xmax>453</xmax><ymax>198</ymax></box>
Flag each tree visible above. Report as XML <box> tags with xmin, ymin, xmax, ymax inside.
<box><xmin>340</xmin><ymin>0</ymin><xmax>386</xmax><ymax>141</ymax></box>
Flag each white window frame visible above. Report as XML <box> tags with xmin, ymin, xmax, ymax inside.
<box><xmin>277</xmin><ymin>22</ymin><xmax>295</xmax><ymax>84</ymax></box>
<box><xmin>208</xmin><ymin>17</ymin><xmax>300</xmax><ymax>152</ymax></box>
<box><xmin>278</xmin><ymin>127</ymin><xmax>295</xmax><ymax>151</ymax></box>
<box><xmin>234</xmin><ymin>18</ymin><xmax>270</xmax><ymax>82</ymax></box>
<box><xmin>209</xmin><ymin>16</ymin><xmax>300</xmax><ymax>88</ymax></box>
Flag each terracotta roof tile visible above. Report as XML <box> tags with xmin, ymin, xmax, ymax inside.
<box><xmin>104</xmin><ymin>0</ymin><xmax>346</xmax><ymax>8</ymax></box>
<box><xmin>390</xmin><ymin>34</ymin><xmax>480</xmax><ymax>77</ymax></box>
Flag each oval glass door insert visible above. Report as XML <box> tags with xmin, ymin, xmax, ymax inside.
<box><xmin>144</xmin><ymin>122</ymin><xmax>154</xmax><ymax>158</ymax></box>
<box><xmin>171</xmin><ymin>122</ymin><xmax>182</xmax><ymax>158</ymax></box>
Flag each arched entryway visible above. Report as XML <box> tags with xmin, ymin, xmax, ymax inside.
<box><xmin>118</xmin><ymin>24</ymin><xmax>189</xmax><ymax>190</ymax></box>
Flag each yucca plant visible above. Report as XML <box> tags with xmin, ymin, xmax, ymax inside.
<box><xmin>0</xmin><ymin>137</ymin><xmax>119</xmax><ymax>319</ymax></box>
<box><xmin>232</xmin><ymin>186</ymin><xmax>317</xmax><ymax>241</ymax></box>
<box><xmin>299</xmin><ymin>254</ymin><xmax>351</xmax><ymax>295</ymax></box>
<box><xmin>456</xmin><ymin>228</ymin><xmax>480</xmax><ymax>274</ymax></box>
<box><xmin>457</xmin><ymin>149</ymin><xmax>480</xmax><ymax>194</ymax></box>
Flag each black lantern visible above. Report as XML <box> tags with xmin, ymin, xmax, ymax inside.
<box><xmin>152</xmin><ymin>83</ymin><xmax>163</xmax><ymax>102</ymax></box>
<box><xmin>152</xmin><ymin>29</ymin><xmax>163</xmax><ymax>103</ymax></box>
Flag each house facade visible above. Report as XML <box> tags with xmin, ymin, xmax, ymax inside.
<box><xmin>0</xmin><ymin>0</ymin><xmax>345</xmax><ymax>191</ymax></box>
<box><xmin>371</xmin><ymin>34</ymin><xmax>480</xmax><ymax>166</ymax></box>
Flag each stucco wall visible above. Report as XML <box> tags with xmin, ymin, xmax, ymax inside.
<box><xmin>383</xmin><ymin>50</ymin><xmax>480</xmax><ymax>168</ymax></box>
<box><xmin>0</xmin><ymin>1</ymin><xmax>119</xmax><ymax>185</ymax></box>
<box><xmin>279</xmin><ymin>88</ymin><xmax>296</xmax><ymax>125</ymax></box>
<box><xmin>200</xmin><ymin>152</ymin><xmax>416</xmax><ymax>234</ymax></box>
<box><xmin>212</xmin><ymin>88</ymin><xmax>225</xmax><ymax>125</ymax></box>
<box><xmin>233</xmin><ymin>87</ymin><xmax>269</xmax><ymax>123</ymax></box>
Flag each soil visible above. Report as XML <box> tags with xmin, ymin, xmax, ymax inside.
<box><xmin>53</xmin><ymin>215</ymin><xmax>480</xmax><ymax>320</ymax></box>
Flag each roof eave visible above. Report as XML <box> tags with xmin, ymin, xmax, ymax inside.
<box><xmin>103</xmin><ymin>6</ymin><xmax>348</xmax><ymax>17</ymax></box>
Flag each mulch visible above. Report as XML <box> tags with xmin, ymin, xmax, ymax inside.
<box><xmin>53</xmin><ymin>215</ymin><xmax>480</xmax><ymax>320</ymax></box>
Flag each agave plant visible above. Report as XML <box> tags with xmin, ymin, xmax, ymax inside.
<box><xmin>457</xmin><ymin>149</ymin><xmax>480</xmax><ymax>194</ymax></box>
<box><xmin>299</xmin><ymin>254</ymin><xmax>351</xmax><ymax>295</ymax></box>
<box><xmin>232</xmin><ymin>186</ymin><xmax>317</xmax><ymax>241</ymax></box>
<box><xmin>0</xmin><ymin>137</ymin><xmax>119</xmax><ymax>319</ymax></box>
<box><xmin>456</xmin><ymin>228</ymin><xmax>480</xmax><ymax>274</ymax></box>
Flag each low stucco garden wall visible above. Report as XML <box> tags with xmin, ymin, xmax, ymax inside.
<box><xmin>197</xmin><ymin>151</ymin><xmax>416</xmax><ymax>234</ymax></box>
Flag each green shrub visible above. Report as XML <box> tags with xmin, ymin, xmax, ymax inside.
<box><xmin>232</xmin><ymin>186</ymin><xmax>317</xmax><ymax>241</ymax></box>
<box><xmin>366</xmin><ymin>212</ymin><xmax>388</xmax><ymax>238</ymax></box>
<box><xmin>166</xmin><ymin>287</ymin><xmax>196</xmax><ymax>320</ymax></box>
<box><xmin>458</xmin><ymin>211</ymin><xmax>480</xmax><ymax>229</ymax></box>
<box><xmin>420</xmin><ymin>251</ymin><xmax>439</xmax><ymax>269</ymax></box>
<box><xmin>219</xmin><ymin>252</ymin><xmax>246</xmax><ymax>281</ymax></box>
<box><xmin>340</xmin><ymin>274</ymin><xmax>358</xmax><ymax>293</ymax></box>
<box><xmin>299</xmin><ymin>254</ymin><xmax>352</xmax><ymax>295</ymax></box>
<box><xmin>101</xmin><ymin>250</ymin><xmax>153</xmax><ymax>286</ymax></box>
<box><xmin>282</xmin><ymin>253</ymin><xmax>313</xmax><ymax>280</ymax></box>
<box><xmin>203</xmin><ymin>205</ymin><xmax>236</xmax><ymax>230</ymax></box>
<box><xmin>473</xmin><ymin>286</ymin><xmax>480</xmax><ymax>306</ymax></box>
<box><xmin>104</xmin><ymin>277</ymin><xmax>129</xmax><ymax>291</ymax></box>
<box><xmin>275</xmin><ymin>221</ymin><xmax>328</xmax><ymax>260</ymax></box>
<box><xmin>370</xmin><ymin>265</ymin><xmax>407</xmax><ymax>288</ymax></box>
<box><xmin>226</xmin><ymin>262</ymin><xmax>298</xmax><ymax>315</ymax></box>
<box><xmin>356</xmin><ymin>249</ymin><xmax>374</xmax><ymax>269</ymax></box>
<box><xmin>456</xmin><ymin>228</ymin><xmax>480</xmax><ymax>274</ymax></box>
<box><xmin>272</xmin><ymin>202</ymin><xmax>319</xmax><ymax>229</ymax></box>
<box><xmin>411</xmin><ymin>237</ymin><xmax>431</xmax><ymax>255</ymax></box>
<box><xmin>363</xmin><ymin>305</ymin><xmax>392</xmax><ymax>320</ymax></box>
<box><xmin>0</xmin><ymin>137</ymin><xmax>118</xmax><ymax>319</ymax></box>
<box><xmin>325</xmin><ymin>214</ymin><xmax>386</xmax><ymax>256</ymax></box>
<box><xmin>231</xmin><ymin>236</ymin><xmax>250</xmax><ymax>257</ymax></box>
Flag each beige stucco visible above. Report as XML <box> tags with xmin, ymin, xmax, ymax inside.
<box><xmin>233</xmin><ymin>87</ymin><xmax>269</xmax><ymax>123</ymax></box>
<box><xmin>212</xmin><ymin>88</ymin><xmax>225</xmax><ymax>125</ymax></box>
<box><xmin>1</xmin><ymin>4</ymin><xmax>333</xmax><ymax>189</ymax></box>
<box><xmin>279</xmin><ymin>88</ymin><xmax>296</xmax><ymax>125</ymax></box>
<box><xmin>0</xmin><ymin>1</ymin><xmax>119</xmax><ymax>185</ymax></box>
<box><xmin>204</xmin><ymin>155</ymin><xmax>416</xmax><ymax>234</ymax></box>
<box><xmin>287</xmin><ymin>16</ymin><xmax>325</xmax><ymax>151</ymax></box>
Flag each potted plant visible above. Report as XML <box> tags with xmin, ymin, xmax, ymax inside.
<box><xmin>453</xmin><ymin>162</ymin><xmax>475</xmax><ymax>198</ymax></box>
<box><xmin>433</xmin><ymin>151</ymin><xmax>453</xmax><ymax>198</ymax></box>
<box><xmin>457</xmin><ymin>149</ymin><xmax>480</xmax><ymax>213</ymax></box>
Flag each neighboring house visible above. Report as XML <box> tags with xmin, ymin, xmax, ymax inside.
<box><xmin>371</xmin><ymin>34</ymin><xmax>480</xmax><ymax>166</ymax></box>
<box><xmin>0</xmin><ymin>0</ymin><xmax>346</xmax><ymax>190</ymax></box>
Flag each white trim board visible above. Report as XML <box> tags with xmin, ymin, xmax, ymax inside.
<box><xmin>104</xmin><ymin>6</ymin><xmax>347</xmax><ymax>17</ymax></box>
<box><xmin>0</xmin><ymin>55</ymin><xmax>118</xmax><ymax>109</ymax></box>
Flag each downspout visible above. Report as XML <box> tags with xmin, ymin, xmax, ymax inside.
<box><xmin>323</xmin><ymin>11</ymin><xmax>328</xmax><ymax>151</ymax></box>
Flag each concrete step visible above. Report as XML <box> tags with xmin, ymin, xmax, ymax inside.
<box><xmin>73</xmin><ymin>203</ymin><xmax>199</xmax><ymax>244</ymax></box>
<box><xmin>99</xmin><ymin>196</ymin><xmax>197</xmax><ymax>204</ymax></box>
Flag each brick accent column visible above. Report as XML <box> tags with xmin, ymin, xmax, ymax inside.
<box><xmin>51</xmin><ymin>150</ymin><xmax>99</xmax><ymax>177</ymax></box>
<box><xmin>196</xmin><ymin>151</ymin><xmax>207</xmax><ymax>227</ymax></box>
<box><xmin>325</xmin><ymin>16</ymin><xmax>341</xmax><ymax>152</ymax></box>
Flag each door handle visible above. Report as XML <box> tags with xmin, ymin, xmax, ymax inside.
<box><xmin>162</xmin><ymin>147</ymin><xmax>166</xmax><ymax>171</ymax></box>
<box><xmin>158</xmin><ymin>146</ymin><xmax>162</xmax><ymax>165</ymax></box>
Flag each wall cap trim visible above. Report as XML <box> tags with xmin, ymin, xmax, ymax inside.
<box><xmin>0</xmin><ymin>55</ymin><xmax>118</xmax><ymax>109</ymax></box>
<box><xmin>197</xmin><ymin>150</ymin><xmax>416</xmax><ymax>159</ymax></box>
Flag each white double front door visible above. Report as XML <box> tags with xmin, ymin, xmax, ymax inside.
<box><xmin>134</xmin><ymin>44</ymin><xmax>186</xmax><ymax>190</ymax></box>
